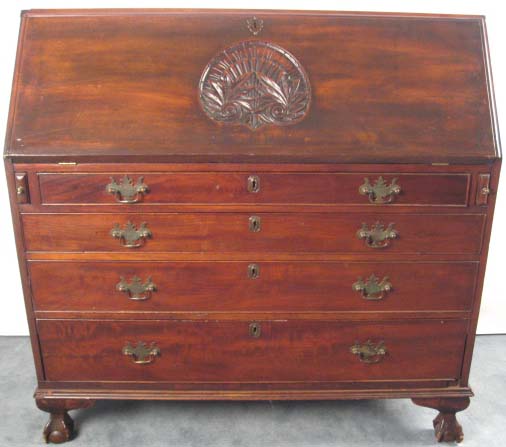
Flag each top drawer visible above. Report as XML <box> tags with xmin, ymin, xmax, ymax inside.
<box><xmin>37</xmin><ymin>172</ymin><xmax>470</xmax><ymax>206</ymax></box>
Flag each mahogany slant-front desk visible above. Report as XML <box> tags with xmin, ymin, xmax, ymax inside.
<box><xmin>4</xmin><ymin>9</ymin><xmax>501</xmax><ymax>444</ymax></box>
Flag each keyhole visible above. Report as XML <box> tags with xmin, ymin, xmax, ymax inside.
<box><xmin>247</xmin><ymin>17</ymin><xmax>263</xmax><ymax>36</ymax></box>
<box><xmin>248</xmin><ymin>263</ymin><xmax>260</xmax><ymax>279</ymax></box>
<box><xmin>249</xmin><ymin>322</ymin><xmax>261</xmax><ymax>338</ymax></box>
<box><xmin>249</xmin><ymin>216</ymin><xmax>261</xmax><ymax>232</ymax></box>
<box><xmin>247</xmin><ymin>175</ymin><xmax>260</xmax><ymax>193</ymax></box>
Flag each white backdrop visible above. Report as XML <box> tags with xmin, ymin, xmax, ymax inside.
<box><xmin>0</xmin><ymin>0</ymin><xmax>504</xmax><ymax>335</ymax></box>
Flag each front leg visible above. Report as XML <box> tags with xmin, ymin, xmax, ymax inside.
<box><xmin>412</xmin><ymin>397</ymin><xmax>470</xmax><ymax>443</ymax></box>
<box><xmin>36</xmin><ymin>398</ymin><xmax>95</xmax><ymax>444</ymax></box>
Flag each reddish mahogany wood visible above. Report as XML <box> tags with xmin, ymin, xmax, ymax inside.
<box><xmin>5</xmin><ymin>11</ymin><xmax>498</xmax><ymax>163</ymax></box>
<box><xmin>4</xmin><ymin>159</ymin><xmax>47</xmax><ymax>381</ymax></box>
<box><xmin>22</xmin><ymin>212</ymin><xmax>486</xmax><ymax>254</ymax></box>
<box><xmin>37</xmin><ymin>319</ymin><xmax>468</xmax><ymax>383</ymax></box>
<box><xmin>37</xmin><ymin>172</ymin><xmax>470</xmax><ymax>206</ymax></box>
<box><xmin>2</xmin><ymin>9</ymin><xmax>502</xmax><ymax>444</ymax></box>
<box><xmin>29</xmin><ymin>260</ymin><xmax>478</xmax><ymax>313</ymax></box>
<box><xmin>34</xmin><ymin>386</ymin><xmax>473</xmax><ymax>402</ymax></box>
<box><xmin>460</xmin><ymin>160</ymin><xmax>502</xmax><ymax>388</ymax></box>
<box><xmin>15</xmin><ymin>161</ymin><xmax>494</xmax><ymax>173</ymax></box>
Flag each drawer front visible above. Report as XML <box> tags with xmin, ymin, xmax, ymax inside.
<box><xmin>23</xmin><ymin>213</ymin><xmax>485</xmax><ymax>254</ymax></box>
<box><xmin>30</xmin><ymin>261</ymin><xmax>478</xmax><ymax>312</ymax></box>
<box><xmin>38</xmin><ymin>172</ymin><xmax>469</xmax><ymax>206</ymax></box>
<box><xmin>37</xmin><ymin>319</ymin><xmax>467</xmax><ymax>382</ymax></box>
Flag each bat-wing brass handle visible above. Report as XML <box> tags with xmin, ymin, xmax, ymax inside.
<box><xmin>356</xmin><ymin>222</ymin><xmax>398</xmax><ymax>248</ymax></box>
<box><xmin>106</xmin><ymin>175</ymin><xmax>149</xmax><ymax>203</ymax></box>
<box><xmin>350</xmin><ymin>340</ymin><xmax>387</xmax><ymax>364</ymax></box>
<box><xmin>122</xmin><ymin>342</ymin><xmax>160</xmax><ymax>364</ymax></box>
<box><xmin>110</xmin><ymin>221</ymin><xmax>152</xmax><ymax>248</ymax></box>
<box><xmin>352</xmin><ymin>275</ymin><xmax>392</xmax><ymax>301</ymax></box>
<box><xmin>359</xmin><ymin>176</ymin><xmax>401</xmax><ymax>204</ymax></box>
<box><xmin>116</xmin><ymin>276</ymin><xmax>157</xmax><ymax>301</ymax></box>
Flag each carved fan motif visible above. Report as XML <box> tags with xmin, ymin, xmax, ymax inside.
<box><xmin>199</xmin><ymin>41</ymin><xmax>311</xmax><ymax>130</ymax></box>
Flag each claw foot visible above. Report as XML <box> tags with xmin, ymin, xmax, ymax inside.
<box><xmin>43</xmin><ymin>412</ymin><xmax>74</xmax><ymax>444</ymax></box>
<box><xmin>412</xmin><ymin>397</ymin><xmax>470</xmax><ymax>443</ymax></box>
<box><xmin>36</xmin><ymin>397</ymin><xmax>95</xmax><ymax>444</ymax></box>
<box><xmin>433</xmin><ymin>412</ymin><xmax>464</xmax><ymax>443</ymax></box>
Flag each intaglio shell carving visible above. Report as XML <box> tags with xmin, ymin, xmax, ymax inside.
<box><xmin>199</xmin><ymin>40</ymin><xmax>311</xmax><ymax>130</ymax></box>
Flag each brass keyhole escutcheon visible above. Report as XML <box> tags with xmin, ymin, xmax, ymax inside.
<box><xmin>248</xmin><ymin>263</ymin><xmax>260</xmax><ymax>279</ymax></box>
<box><xmin>247</xmin><ymin>175</ymin><xmax>260</xmax><ymax>193</ymax></box>
<box><xmin>247</xmin><ymin>16</ymin><xmax>264</xmax><ymax>36</ymax></box>
<box><xmin>249</xmin><ymin>322</ymin><xmax>261</xmax><ymax>338</ymax></box>
<box><xmin>249</xmin><ymin>216</ymin><xmax>261</xmax><ymax>232</ymax></box>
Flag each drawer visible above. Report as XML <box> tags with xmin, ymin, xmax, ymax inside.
<box><xmin>30</xmin><ymin>261</ymin><xmax>478</xmax><ymax>312</ymax></box>
<box><xmin>38</xmin><ymin>172</ymin><xmax>470</xmax><ymax>206</ymax></box>
<box><xmin>23</xmin><ymin>212</ymin><xmax>485</xmax><ymax>254</ymax></box>
<box><xmin>37</xmin><ymin>319</ymin><xmax>468</xmax><ymax>382</ymax></box>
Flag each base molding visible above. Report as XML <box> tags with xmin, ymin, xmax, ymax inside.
<box><xmin>35</xmin><ymin>386</ymin><xmax>474</xmax><ymax>402</ymax></box>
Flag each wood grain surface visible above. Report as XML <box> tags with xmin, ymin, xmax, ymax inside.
<box><xmin>37</xmin><ymin>318</ymin><xmax>468</xmax><ymax>383</ymax></box>
<box><xmin>5</xmin><ymin>10</ymin><xmax>499</xmax><ymax>163</ymax></box>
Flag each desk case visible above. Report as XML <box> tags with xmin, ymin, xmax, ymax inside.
<box><xmin>4</xmin><ymin>9</ymin><xmax>501</xmax><ymax>443</ymax></box>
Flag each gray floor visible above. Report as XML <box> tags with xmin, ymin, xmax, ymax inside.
<box><xmin>0</xmin><ymin>336</ymin><xmax>504</xmax><ymax>447</ymax></box>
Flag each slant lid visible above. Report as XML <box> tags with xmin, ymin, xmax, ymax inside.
<box><xmin>4</xmin><ymin>9</ymin><xmax>500</xmax><ymax>163</ymax></box>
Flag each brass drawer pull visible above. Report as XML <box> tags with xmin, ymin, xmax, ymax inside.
<box><xmin>122</xmin><ymin>342</ymin><xmax>160</xmax><ymax>364</ymax></box>
<box><xmin>106</xmin><ymin>175</ymin><xmax>149</xmax><ymax>203</ymax></box>
<box><xmin>356</xmin><ymin>222</ymin><xmax>398</xmax><ymax>248</ymax></box>
<box><xmin>249</xmin><ymin>322</ymin><xmax>262</xmax><ymax>338</ymax></box>
<box><xmin>249</xmin><ymin>215</ymin><xmax>261</xmax><ymax>232</ymax></box>
<box><xmin>15</xmin><ymin>172</ymin><xmax>29</xmax><ymax>204</ymax></box>
<box><xmin>248</xmin><ymin>263</ymin><xmax>260</xmax><ymax>279</ymax></box>
<box><xmin>352</xmin><ymin>275</ymin><xmax>392</xmax><ymax>301</ymax></box>
<box><xmin>359</xmin><ymin>176</ymin><xmax>401</xmax><ymax>204</ymax></box>
<box><xmin>110</xmin><ymin>221</ymin><xmax>152</xmax><ymax>248</ymax></box>
<box><xmin>350</xmin><ymin>340</ymin><xmax>387</xmax><ymax>364</ymax></box>
<box><xmin>116</xmin><ymin>276</ymin><xmax>157</xmax><ymax>301</ymax></box>
<box><xmin>247</xmin><ymin>175</ymin><xmax>260</xmax><ymax>193</ymax></box>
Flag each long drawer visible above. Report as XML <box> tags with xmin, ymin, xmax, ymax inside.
<box><xmin>22</xmin><ymin>213</ymin><xmax>485</xmax><ymax>254</ymax></box>
<box><xmin>38</xmin><ymin>172</ymin><xmax>470</xmax><ymax>206</ymax></box>
<box><xmin>37</xmin><ymin>319</ymin><xmax>468</xmax><ymax>383</ymax></box>
<box><xmin>29</xmin><ymin>261</ymin><xmax>478</xmax><ymax>312</ymax></box>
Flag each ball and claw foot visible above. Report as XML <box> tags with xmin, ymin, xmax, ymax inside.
<box><xmin>36</xmin><ymin>397</ymin><xmax>95</xmax><ymax>444</ymax></box>
<box><xmin>43</xmin><ymin>412</ymin><xmax>75</xmax><ymax>444</ymax></box>
<box><xmin>433</xmin><ymin>412</ymin><xmax>464</xmax><ymax>443</ymax></box>
<box><xmin>412</xmin><ymin>397</ymin><xmax>470</xmax><ymax>443</ymax></box>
